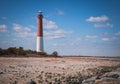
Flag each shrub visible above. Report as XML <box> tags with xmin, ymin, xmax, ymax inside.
<box><xmin>48</xmin><ymin>51</ymin><xmax>58</xmax><ymax>57</ymax></box>
<box><xmin>37</xmin><ymin>52</ymin><xmax>47</xmax><ymax>56</ymax></box>
<box><xmin>17</xmin><ymin>47</ymin><xmax>26</xmax><ymax>55</ymax></box>
<box><xmin>52</xmin><ymin>51</ymin><xmax>58</xmax><ymax>57</ymax></box>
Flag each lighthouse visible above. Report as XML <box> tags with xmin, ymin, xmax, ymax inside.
<box><xmin>36</xmin><ymin>11</ymin><xmax>44</xmax><ymax>52</ymax></box>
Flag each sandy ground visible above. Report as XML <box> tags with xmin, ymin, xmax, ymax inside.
<box><xmin>0</xmin><ymin>57</ymin><xmax>120</xmax><ymax>84</ymax></box>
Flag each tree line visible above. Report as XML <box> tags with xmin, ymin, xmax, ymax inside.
<box><xmin>0</xmin><ymin>47</ymin><xmax>58</xmax><ymax>57</ymax></box>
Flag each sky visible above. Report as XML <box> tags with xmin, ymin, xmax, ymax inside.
<box><xmin>0</xmin><ymin>0</ymin><xmax>120</xmax><ymax>56</ymax></box>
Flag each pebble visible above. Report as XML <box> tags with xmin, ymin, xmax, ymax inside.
<box><xmin>26</xmin><ymin>80</ymin><xmax>36</xmax><ymax>84</ymax></box>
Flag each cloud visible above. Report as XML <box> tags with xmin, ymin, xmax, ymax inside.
<box><xmin>44</xmin><ymin>29</ymin><xmax>72</xmax><ymax>40</ymax></box>
<box><xmin>86</xmin><ymin>15</ymin><xmax>109</xmax><ymax>22</ymax></box>
<box><xmin>29</xmin><ymin>25</ymin><xmax>36</xmax><ymax>29</ymax></box>
<box><xmin>94</xmin><ymin>23</ymin><xmax>113</xmax><ymax>28</ymax></box>
<box><xmin>43</xmin><ymin>18</ymin><xmax>72</xmax><ymax>40</ymax></box>
<box><xmin>86</xmin><ymin>15</ymin><xmax>113</xmax><ymax>28</ymax></box>
<box><xmin>57</xmin><ymin>10</ymin><xmax>64</xmax><ymax>15</ymax></box>
<box><xmin>0</xmin><ymin>41</ymin><xmax>13</xmax><ymax>49</ymax></box>
<box><xmin>14</xmin><ymin>31</ymin><xmax>36</xmax><ymax>38</ymax></box>
<box><xmin>101</xmin><ymin>37</ymin><xmax>119</xmax><ymax>42</ymax></box>
<box><xmin>43</xmin><ymin>19</ymin><xmax>58</xmax><ymax>29</ymax></box>
<box><xmin>69</xmin><ymin>38</ymin><xmax>82</xmax><ymax>46</ymax></box>
<box><xmin>0</xmin><ymin>24</ymin><xmax>7</xmax><ymax>32</ymax></box>
<box><xmin>101</xmin><ymin>38</ymin><xmax>110</xmax><ymax>42</ymax></box>
<box><xmin>13</xmin><ymin>23</ymin><xmax>31</xmax><ymax>32</ymax></box>
<box><xmin>52</xmin><ymin>43</ymin><xmax>65</xmax><ymax>47</ymax></box>
<box><xmin>85</xmin><ymin>35</ymin><xmax>98</xmax><ymax>39</ymax></box>
<box><xmin>115</xmin><ymin>31</ymin><xmax>120</xmax><ymax>36</ymax></box>
<box><xmin>13</xmin><ymin>23</ymin><xmax>35</xmax><ymax>38</ymax></box>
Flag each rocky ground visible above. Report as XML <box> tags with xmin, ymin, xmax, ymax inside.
<box><xmin>0</xmin><ymin>57</ymin><xmax>120</xmax><ymax>84</ymax></box>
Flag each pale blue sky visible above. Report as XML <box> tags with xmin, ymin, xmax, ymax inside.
<box><xmin>0</xmin><ymin>0</ymin><xmax>120</xmax><ymax>56</ymax></box>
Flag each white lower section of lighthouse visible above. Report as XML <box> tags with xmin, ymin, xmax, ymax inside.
<box><xmin>36</xmin><ymin>37</ymin><xmax>44</xmax><ymax>52</ymax></box>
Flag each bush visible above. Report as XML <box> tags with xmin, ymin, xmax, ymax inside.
<box><xmin>17</xmin><ymin>47</ymin><xmax>26</xmax><ymax>55</ymax></box>
<box><xmin>0</xmin><ymin>48</ymin><xmax>3</xmax><ymax>55</ymax></box>
<box><xmin>37</xmin><ymin>52</ymin><xmax>47</xmax><ymax>56</ymax></box>
<box><xmin>7</xmin><ymin>47</ymin><xmax>17</xmax><ymax>55</ymax></box>
<box><xmin>51</xmin><ymin>51</ymin><xmax>58</xmax><ymax>57</ymax></box>
<box><xmin>0</xmin><ymin>47</ymin><xmax>27</xmax><ymax>56</ymax></box>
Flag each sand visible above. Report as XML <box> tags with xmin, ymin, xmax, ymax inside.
<box><xmin>0</xmin><ymin>57</ymin><xmax>120</xmax><ymax>84</ymax></box>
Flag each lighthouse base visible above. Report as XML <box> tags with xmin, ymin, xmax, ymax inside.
<box><xmin>36</xmin><ymin>37</ymin><xmax>44</xmax><ymax>52</ymax></box>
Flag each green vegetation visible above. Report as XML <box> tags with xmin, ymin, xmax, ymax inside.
<box><xmin>0</xmin><ymin>47</ymin><xmax>59</xmax><ymax>57</ymax></box>
<box><xmin>51</xmin><ymin>51</ymin><xmax>58</xmax><ymax>56</ymax></box>
<box><xmin>0</xmin><ymin>47</ymin><xmax>36</xmax><ymax>56</ymax></box>
<box><xmin>48</xmin><ymin>51</ymin><xmax>58</xmax><ymax>57</ymax></box>
<box><xmin>37</xmin><ymin>52</ymin><xmax>47</xmax><ymax>56</ymax></box>
<box><xmin>37</xmin><ymin>51</ymin><xmax>58</xmax><ymax>57</ymax></box>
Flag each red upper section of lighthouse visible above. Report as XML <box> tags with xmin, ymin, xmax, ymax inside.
<box><xmin>37</xmin><ymin>12</ymin><xmax>43</xmax><ymax>36</ymax></box>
